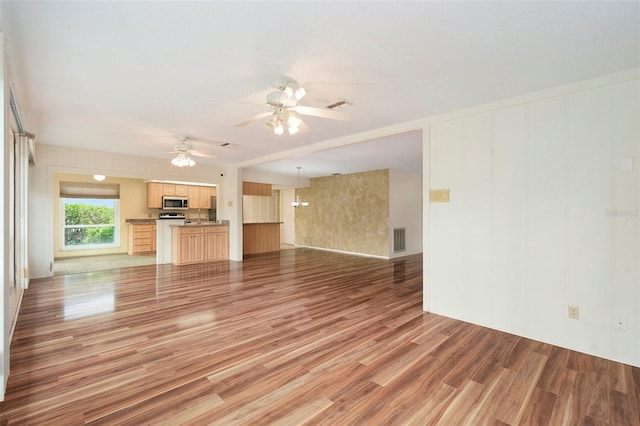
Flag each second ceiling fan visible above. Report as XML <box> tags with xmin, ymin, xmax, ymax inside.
<box><xmin>234</xmin><ymin>78</ymin><xmax>350</xmax><ymax>135</ymax></box>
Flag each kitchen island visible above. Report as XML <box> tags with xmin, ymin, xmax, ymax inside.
<box><xmin>170</xmin><ymin>222</ymin><xmax>229</xmax><ymax>265</ymax></box>
<box><xmin>243</xmin><ymin>222</ymin><xmax>282</xmax><ymax>255</ymax></box>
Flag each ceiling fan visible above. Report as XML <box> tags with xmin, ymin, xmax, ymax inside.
<box><xmin>234</xmin><ymin>78</ymin><xmax>350</xmax><ymax>135</ymax></box>
<box><xmin>167</xmin><ymin>136</ymin><xmax>218</xmax><ymax>167</ymax></box>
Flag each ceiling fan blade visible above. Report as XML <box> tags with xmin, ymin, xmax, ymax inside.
<box><xmin>293</xmin><ymin>105</ymin><xmax>350</xmax><ymax>121</ymax></box>
<box><xmin>234</xmin><ymin>111</ymin><xmax>273</xmax><ymax>127</ymax></box>
<box><xmin>297</xmin><ymin>120</ymin><xmax>311</xmax><ymax>134</ymax></box>
<box><xmin>190</xmin><ymin>150</ymin><xmax>218</xmax><ymax>160</ymax></box>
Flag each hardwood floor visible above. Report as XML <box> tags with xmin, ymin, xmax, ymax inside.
<box><xmin>1</xmin><ymin>248</ymin><xmax>639</xmax><ymax>425</ymax></box>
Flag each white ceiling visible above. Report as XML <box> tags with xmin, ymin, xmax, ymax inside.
<box><xmin>2</xmin><ymin>1</ymin><xmax>639</xmax><ymax>178</ymax></box>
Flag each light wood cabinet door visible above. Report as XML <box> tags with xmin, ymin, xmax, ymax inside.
<box><xmin>147</xmin><ymin>183</ymin><xmax>164</xmax><ymax>208</ymax></box>
<box><xmin>172</xmin><ymin>226</ymin><xmax>206</xmax><ymax>265</ymax></box>
<box><xmin>205</xmin><ymin>227</ymin><xmax>229</xmax><ymax>260</ymax></box>
<box><xmin>188</xmin><ymin>186</ymin><xmax>201</xmax><ymax>209</ymax></box>
<box><xmin>163</xmin><ymin>184</ymin><xmax>176</xmax><ymax>196</ymax></box>
<box><xmin>175</xmin><ymin>233</ymin><xmax>193</xmax><ymax>264</ymax></box>
<box><xmin>191</xmin><ymin>233</ymin><xmax>205</xmax><ymax>262</ymax></box>
<box><xmin>199</xmin><ymin>186</ymin><xmax>212</xmax><ymax>209</ymax></box>
<box><xmin>176</xmin><ymin>185</ymin><xmax>189</xmax><ymax>196</ymax></box>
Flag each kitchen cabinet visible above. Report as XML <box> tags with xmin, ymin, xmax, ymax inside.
<box><xmin>176</xmin><ymin>185</ymin><xmax>189</xmax><ymax>196</ymax></box>
<box><xmin>190</xmin><ymin>186</ymin><xmax>216</xmax><ymax>209</ymax></box>
<box><xmin>147</xmin><ymin>183</ymin><xmax>217</xmax><ymax>209</ymax></box>
<box><xmin>163</xmin><ymin>184</ymin><xmax>176</xmax><ymax>196</ymax></box>
<box><xmin>242</xmin><ymin>194</ymin><xmax>278</xmax><ymax>223</ymax></box>
<box><xmin>147</xmin><ymin>183</ymin><xmax>164</xmax><ymax>209</ymax></box>
<box><xmin>171</xmin><ymin>226</ymin><xmax>205</xmax><ymax>265</ymax></box>
<box><xmin>162</xmin><ymin>183</ymin><xmax>189</xmax><ymax>197</ymax></box>
<box><xmin>188</xmin><ymin>185</ymin><xmax>200</xmax><ymax>209</ymax></box>
<box><xmin>127</xmin><ymin>223</ymin><xmax>157</xmax><ymax>254</ymax></box>
<box><xmin>205</xmin><ymin>226</ymin><xmax>229</xmax><ymax>260</ymax></box>
<box><xmin>243</xmin><ymin>181</ymin><xmax>272</xmax><ymax>196</ymax></box>
<box><xmin>171</xmin><ymin>225</ymin><xmax>229</xmax><ymax>265</ymax></box>
<box><xmin>199</xmin><ymin>186</ymin><xmax>212</xmax><ymax>209</ymax></box>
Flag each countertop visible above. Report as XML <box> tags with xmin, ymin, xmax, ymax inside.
<box><xmin>171</xmin><ymin>221</ymin><xmax>229</xmax><ymax>228</ymax></box>
<box><xmin>126</xmin><ymin>218</ymin><xmax>157</xmax><ymax>224</ymax></box>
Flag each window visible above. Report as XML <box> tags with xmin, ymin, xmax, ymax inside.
<box><xmin>62</xmin><ymin>198</ymin><xmax>119</xmax><ymax>250</ymax></box>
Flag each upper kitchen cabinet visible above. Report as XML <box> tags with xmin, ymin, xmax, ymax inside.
<box><xmin>147</xmin><ymin>182</ymin><xmax>164</xmax><ymax>208</ymax></box>
<box><xmin>163</xmin><ymin>183</ymin><xmax>188</xmax><ymax>196</ymax></box>
<box><xmin>147</xmin><ymin>182</ymin><xmax>217</xmax><ymax>209</ymax></box>
<box><xmin>243</xmin><ymin>182</ymin><xmax>272</xmax><ymax>196</ymax></box>
<box><xmin>188</xmin><ymin>185</ymin><xmax>200</xmax><ymax>208</ymax></box>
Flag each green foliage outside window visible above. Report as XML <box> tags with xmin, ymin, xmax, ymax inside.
<box><xmin>64</xmin><ymin>202</ymin><xmax>116</xmax><ymax>246</ymax></box>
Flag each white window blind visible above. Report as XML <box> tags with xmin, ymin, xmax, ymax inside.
<box><xmin>60</xmin><ymin>181</ymin><xmax>120</xmax><ymax>199</ymax></box>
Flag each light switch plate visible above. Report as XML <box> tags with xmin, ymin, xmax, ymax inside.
<box><xmin>568</xmin><ymin>305</ymin><xmax>579</xmax><ymax>320</ymax></box>
<box><xmin>620</xmin><ymin>157</ymin><xmax>634</xmax><ymax>172</ymax></box>
<box><xmin>430</xmin><ymin>189</ymin><xmax>450</xmax><ymax>203</ymax></box>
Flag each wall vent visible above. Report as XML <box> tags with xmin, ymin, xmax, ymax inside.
<box><xmin>326</xmin><ymin>98</ymin><xmax>353</xmax><ymax>110</ymax></box>
<box><xmin>393</xmin><ymin>228</ymin><xmax>406</xmax><ymax>253</ymax></box>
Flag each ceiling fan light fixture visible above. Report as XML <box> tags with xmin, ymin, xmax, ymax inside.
<box><xmin>287</xmin><ymin>114</ymin><xmax>301</xmax><ymax>128</ymax></box>
<box><xmin>294</xmin><ymin>86</ymin><xmax>306</xmax><ymax>100</ymax></box>
<box><xmin>274</xmin><ymin>120</ymin><xmax>284</xmax><ymax>135</ymax></box>
<box><xmin>236</xmin><ymin>77</ymin><xmax>348</xmax><ymax>136</ymax></box>
<box><xmin>171</xmin><ymin>151</ymin><xmax>195</xmax><ymax>167</ymax></box>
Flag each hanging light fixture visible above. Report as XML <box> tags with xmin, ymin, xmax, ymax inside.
<box><xmin>291</xmin><ymin>166</ymin><xmax>309</xmax><ymax>208</ymax></box>
<box><xmin>171</xmin><ymin>151</ymin><xmax>195</xmax><ymax>167</ymax></box>
<box><xmin>265</xmin><ymin>107</ymin><xmax>302</xmax><ymax>136</ymax></box>
<box><xmin>171</xmin><ymin>138</ymin><xmax>196</xmax><ymax>167</ymax></box>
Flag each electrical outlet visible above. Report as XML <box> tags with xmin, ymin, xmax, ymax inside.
<box><xmin>615</xmin><ymin>316</ymin><xmax>628</xmax><ymax>331</ymax></box>
<box><xmin>568</xmin><ymin>305</ymin><xmax>579</xmax><ymax>320</ymax></box>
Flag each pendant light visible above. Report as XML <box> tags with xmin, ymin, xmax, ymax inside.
<box><xmin>291</xmin><ymin>166</ymin><xmax>309</xmax><ymax>208</ymax></box>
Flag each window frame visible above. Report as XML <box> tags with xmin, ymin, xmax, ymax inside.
<box><xmin>60</xmin><ymin>198</ymin><xmax>120</xmax><ymax>251</ymax></box>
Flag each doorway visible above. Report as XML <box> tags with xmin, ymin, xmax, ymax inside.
<box><xmin>281</xmin><ymin>188</ymin><xmax>295</xmax><ymax>246</ymax></box>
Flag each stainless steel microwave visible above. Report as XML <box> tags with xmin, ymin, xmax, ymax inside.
<box><xmin>162</xmin><ymin>196</ymin><xmax>188</xmax><ymax>210</ymax></box>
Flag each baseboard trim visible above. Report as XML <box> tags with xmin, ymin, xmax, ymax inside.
<box><xmin>294</xmin><ymin>245</ymin><xmax>389</xmax><ymax>260</ymax></box>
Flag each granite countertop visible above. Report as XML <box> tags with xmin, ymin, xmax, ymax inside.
<box><xmin>126</xmin><ymin>218</ymin><xmax>157</xmax><ymax>224</ymax></box>
<box><xmin>171</xmin><ymin>220</ymin><xmax>229</xmax><ymax>228</ymax></box>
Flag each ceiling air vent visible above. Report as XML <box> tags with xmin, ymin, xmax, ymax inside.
<box><xmin>326</xmin><ymin>98</ymin><xmax>353</xmax><ymax>110</ymax></box>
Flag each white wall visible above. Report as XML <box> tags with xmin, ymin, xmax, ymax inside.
<box><xmin>29</xmin><ymin>144</ymin><xmax>228</xmax><ymax>278</ymax></box>
<box><xmin>242</xmin><ymin>167</ymin><xmax>306</xmax><ymax>189</ymax></box>
<box><xmin>280</xmin><ymin>189</ymin><xmax>295</xmax><ymax>245</ymax></box>
<box><xmin>425</xmin><ymin>69</ymin><xmax>639</xmax><ymax>367</ymax></box>
<box><xmin>389</xmin><ymin>169</ymin><xmax>423</xmax><ymax>258</ymax></box>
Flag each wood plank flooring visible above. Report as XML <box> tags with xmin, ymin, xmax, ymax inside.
<box><xmin>1</xmin><ymin>248</ymin><xmax>639</xmax><ymax>425</ymax></box>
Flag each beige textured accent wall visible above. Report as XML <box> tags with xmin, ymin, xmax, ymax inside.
<box><xmin>296</xmin><ymin>169</ymin><xmax>389</xmax><ymax>257</ymax></box>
